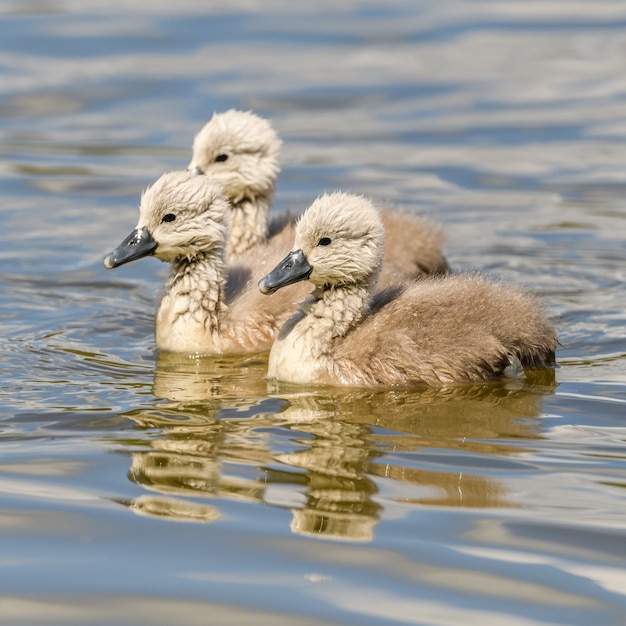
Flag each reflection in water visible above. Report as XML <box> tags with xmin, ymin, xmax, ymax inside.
<box><xmin>121</xmin><ymin>353</ymin><xmax>556</xmax><ymax>541</ymax></box>
<box><xmin>129</xmin><ymin>494</ymin><xmax>221</xmax><ymax>523</ymax></box>
<box><xmin>269</xmin><ymin>417</ymin><xmax>381</xmax><ymax>542</ymax></box>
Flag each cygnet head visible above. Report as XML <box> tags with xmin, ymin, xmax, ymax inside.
<box><xmin>104</xmin><ymin>171</ymin><xmax>229</xmax><ymax>269</ymax></box>
<box><xmin>188</xmin><ymin>109</ymin><xmax>281</xmax><ymax>204</ymax></box>
<box><xmin>259</xmin><ymin>192</ymin><xmax>385</xmax><ymax>294</ymax></box>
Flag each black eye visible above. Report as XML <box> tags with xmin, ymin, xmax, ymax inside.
<box><xmin>162</xmin><ymin>213</ymin><xmax>176</xmax><ymax>223</ymax></box>
<box><xmin>318</xmin><ymin>237</ymin><xmax>331</xmax><ymax>246</ymax></box>
<box><xmin>215</xmin><ymin>153</ymin><xmax>228</xmax><ymax>162</ymax></box>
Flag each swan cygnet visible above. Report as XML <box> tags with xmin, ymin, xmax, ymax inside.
<box><xmin>258</xmin><ymin>192</ymin><xmax>557</xmax><ymax>388</ymax></box>
<box><xmin>187</xmin><ymin>109</ymin><xmax>449</xmax><ymax>282</ymax></box>
<box><xmin>103</xmin><ymin>171</ymin><xmax>306</xmax><ymax>355</ymax></box>
<box><xmin>188</xmin><ymin>109</ymin><xmax>282</xmax><ymax>261</ymax></box>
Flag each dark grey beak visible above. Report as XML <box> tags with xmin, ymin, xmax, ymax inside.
<box><xmin>258</xmin><ymin>249</ymin><xmax>312</xmax><ymax>295</ymax></box>
<box><xmin>104</xmin><ymin>227</ymin><xmax>157</xmax><ymax>269</ymax></box>
<box><xmin>189</xmin><ymin>165</ymin><xmax>204</xmax><ymax>175</ymax></box>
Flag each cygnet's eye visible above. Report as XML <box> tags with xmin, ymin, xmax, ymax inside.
<box><xmin>317</xmin><ymin>237</ymin><xmax>332</xmax><ymax>246</ymax></box>
<box><xmin>214</xmin><ymin>153</ymin><xmax>229</xmax><ymax>163</ymax></box>
<box><xmin>161</xmin><ymin>213</ymin><xmax>176</xmax><ymax>223</ymax></box>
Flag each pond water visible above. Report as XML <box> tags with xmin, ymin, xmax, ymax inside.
<box><xmin>1</xmin><ymin>1</ymin><xmax>626</xmax><ymax>624</ymax></box>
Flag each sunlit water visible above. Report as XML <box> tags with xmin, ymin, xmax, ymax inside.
<box><xmin>1</xmin><ymin>1</ymin><xmax>626</xmax><ymax>624</ymax></box>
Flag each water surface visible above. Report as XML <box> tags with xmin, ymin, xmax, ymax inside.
<box><xmin>1</xmin><ymin>1</ymin><xmax>626</xmax><ymax>624</ymax></box>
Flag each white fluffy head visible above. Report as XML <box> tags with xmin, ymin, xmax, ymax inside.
<box><xmin>188</xmin><ymin>109</ymin><xmax>281</xmax><ymax>203</ymax></box>
<box><xmin>137</xmin><ymin>171</ymin><xmax>229</xmax><ymax>263</ymax></box>
<box><xmin>294</xmin><ymin>192</ymin><xmax>385</xmax><ymax>288</ymax></box>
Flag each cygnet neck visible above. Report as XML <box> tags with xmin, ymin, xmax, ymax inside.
<box><xmin>303</xmin><ymin>282</ymin><xmax>372</xmax><ymax>354</ymax></box>
<box><xmin>228</xmin><ymin>194</ymin><xmax>271</xmax><ymax>260</ymax></box>
<box><xmin>163</xmin><ymin>251</ymin><xmax>227</xmax><ymax>339</ymax></box>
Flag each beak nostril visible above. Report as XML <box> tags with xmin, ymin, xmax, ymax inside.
<box><xmin>258</xmin><ymin>249</ymin><xmax>312</xmax><ymax>296</ymax></box>
<box><xmin>104</xmin><ymin>227</ymin><xmax>157</xmax><ymax>269</ymax></box>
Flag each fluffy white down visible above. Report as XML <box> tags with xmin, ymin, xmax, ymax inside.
<box><xmin>188</xmin><ymin>109</ymin><xmax>281</xmax><ymax>259</ymax></box>
<box><xmin>114</xmin><ymin>170</ymin><xmax>307</xmax><ymax>355</ymax></box>
<box><xmin>266</xmin><ymin>193</ymin><xmax>557</xmax><ymax>388</ymax></box>
<box><xmin>187</xmin><ymin>109</ymin><xmax>450</xmax><ymax>282</ymax></box>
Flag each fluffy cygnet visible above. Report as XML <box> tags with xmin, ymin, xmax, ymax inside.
<box><xmin>188</xmin><ymin>109</ymin><xmax>449</xmax><ymax>282</ymax></box>
<box><xmin>188</xmin><ymin>109</ymin><xmax>281</xmax><ymax>260</ymax></box>
<box><xmin>258</xmin><ymin>192</ymin><xmax>557</xmax><ymax>388</ymax></box>
<box><xmin>104</xmin><ymin>171</ymin><xmax>306</xmax><ymax>355</ymax></box>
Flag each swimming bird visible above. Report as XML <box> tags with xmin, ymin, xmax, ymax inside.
<box><xmin>188</xmin><ymin>109</ymin><xmax>281</xmax><ymax>260</ymax></box>
<box><xmin>104</xmin><ymin>171</ymin><xmax>307</xmax><ymax>354</ymax></box>
<box><xmin>188</xmin><ymin>109</ymin><xmax>449</xmax><ymax>282</ymax></box>
<box><xmin>258</xmin><ymin>192</ymin><xmax>557</xmax><ymax>388</ymax></box>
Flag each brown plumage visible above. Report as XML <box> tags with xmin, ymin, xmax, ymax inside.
<box><xmin>188</xmin><ymin>109</ymin><xmax>449</xmax><ymax>283</ymax></box>
<box><xmin>259</xmin><ymin>192</ymin><xmax>557</xmax><ymax>388</ymax></box>
<box><xmin>103</xmin><ymin>171</ymin><xmax>309</xmax><ymax>355</ymax></box>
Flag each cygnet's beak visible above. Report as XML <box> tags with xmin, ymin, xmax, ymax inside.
<box><xmin>258</xmin><ymin>249</ymin><xmax>312</xmax><ymax>295</ymax></box>
<box><xmin>103</xmin><ymin>227</ymin><xmax>157</xmax><ymax>269</ymax></box>
<box><xmin>189</xmin><ymin>165</ymin><xmax>204</xmax><ymax>175</ymax></box>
